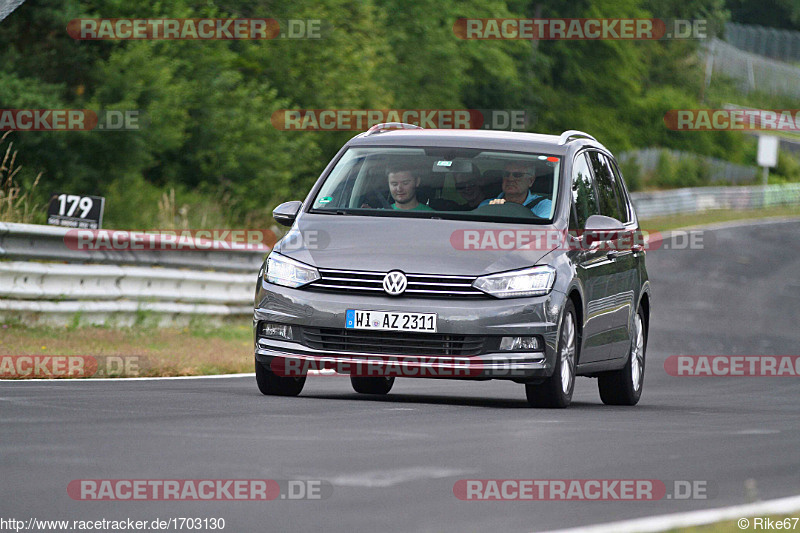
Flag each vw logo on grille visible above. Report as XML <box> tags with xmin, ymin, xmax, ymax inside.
<box><xmin>383</xmin><ymin>270</ymin><xmax>407</xmax><ymax>296</ymax></box>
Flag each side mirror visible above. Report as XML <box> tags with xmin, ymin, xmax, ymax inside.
<box><xmin>583</xmin><ymin>214</ymin><xmax>625</xmax><ymax>245</ymax></box>
<box><xmin>272</xmin><ymin>201</ymin><xmax>303</xmax><ymax>227</ymax></box>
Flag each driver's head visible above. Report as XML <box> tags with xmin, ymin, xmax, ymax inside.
<box><xmin>387</xmin><ymin>167</ymin><xmax>420</xmax><ymax>206</ymax></box>
<box><xmin>502</xmin><ymin>162</ymin><xmax>535</xmax><ymax>201</ymax></box>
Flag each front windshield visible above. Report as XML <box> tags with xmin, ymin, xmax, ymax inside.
<box><xmin>310</xmin><ymin>147</ymin><xmax>561</xmax><ymax>223</ymax></box>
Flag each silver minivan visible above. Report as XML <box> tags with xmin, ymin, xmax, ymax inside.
<box><xmin>254</xmin><ymin>124</ymin><xmax>651</xmax><ymax>408</ymax></box>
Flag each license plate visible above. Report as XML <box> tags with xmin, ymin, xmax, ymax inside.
<box><xmin>346</xmin><ymin>310</ymin><xmax>437</xmax><ymax>332</ymax></box>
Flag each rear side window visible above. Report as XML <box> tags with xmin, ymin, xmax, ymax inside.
<box><xmin>607</xmin><ymin>158</ymin><xmax>632</xmax><ymax>223</ymax></box>
<box><xmin>587</xmin><ymin>151</ymin><xmax>624</xmax><ymax>222</ymax></box>
<box><xmin>571</xmin><ymin>152</ymin><xmax>599</xmax><ymax>229</ymax></box>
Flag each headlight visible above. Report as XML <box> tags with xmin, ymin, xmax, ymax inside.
<box><xmin>265</xmin><ymin>253</ymin><xmax>320</xmax><ymax>288</ymax></box>
<box><xmin>473</xmin><ymin>266</ymin><xmax>556</xmax><ymax>298</ymax></box>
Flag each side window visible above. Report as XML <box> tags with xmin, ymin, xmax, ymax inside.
<box><xmin>587</xmin><ymin>151</ymin><xmax>624</xmax><ymax>222</ymax></box>
<box><xmin>571</xmin><ymin>152</ymin><xmax>599</xmax><ymax>229</ymax></box>
<box><xmin>607</xmin><ymin>158</ymin><xmax>632</xmax><ymax>223</ymax></box>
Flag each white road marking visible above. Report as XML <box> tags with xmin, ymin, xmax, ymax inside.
<box><xmin>541</xmin><ymin>494</ymin><xmax>800</xmax><ymax>533</ymax></box>
<box><xmin>0</xmin><ymin>373</ymin><xmax>254</xmax><ymax>382</ymax></box>
<box><xmin>677</xmin><ymin>215</ymin><xmax>800</xmax><ymax>232</ymax></box>
<box><xmin>0</xmin><ymin>369</ymin><xmax>349</xmax><ymax>382</ymax></box>
<box><xmin>329</xmin><ymin>467</ymin><xmax>473</xmax><ymax>488</ymax></box>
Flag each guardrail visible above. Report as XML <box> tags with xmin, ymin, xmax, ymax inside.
<box><xmin>0</xmin><ymin>222</ymin><xmax>265</xmax><ymax>272</ymax></box>
<box><xmin>703</xmin><ymin>38</ymin><xmax>800</xmax><ymax>98</ymax></box>
<box><xmin>0</xmin><ymin>222</ymin><xmax>264</xmax><ymax>326</ymax></box>
<box><xmin>0</xmin><ymin>261</ymin><xmax>252</xmax><ymax>326</ymax></box>
<box><xmin>2</xmin><ymin>184</ymin><xmax>800</xmax><ymax>325</ymax></box>
<box><xmin>630</xmin><ymin>183</ymin><xmax>800</xmax><ymax>219</ymax></box>
<box><xmin>726</xmin><ymin>22</ymin><xmax>800</xmax><ymax>64</ymax></box>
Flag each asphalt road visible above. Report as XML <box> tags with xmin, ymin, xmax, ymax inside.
<box><xmin>2</xmin><ymin>219</ymin><xmax>800</xmax><ymax>533</ymax></box>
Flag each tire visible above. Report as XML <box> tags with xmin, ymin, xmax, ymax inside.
<box><xmin>255</xmin><ymin>359</ymin><xmax>305</xmax><ymax>396</ymax></box>
<box><xmin>350</xmin><ymin>376</ymin><xmax>395</xmax><ymax>395</ymax></box>
<box><xmin>598</xmin><ymin>307</ymin><xmax>646</xmax><ymax>406</ymax></box>
<box><xmin>525</xmin><ymin>300</ymin><xmax>577</xmax><ymax>408</ymax></box>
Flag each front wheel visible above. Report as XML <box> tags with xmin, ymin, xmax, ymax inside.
<box><xmin>598</xmin><ymin>308</ymin><xmax>646</xmax><ymax>406</ymax></box>
<box><xmin>255</xmin><ymin>359</ymin><xmax>305</xmax><ymax>396</ymax></box>
<box><xmin>525</xmin><ymin>300</ymin><xmax>577</xmax><ymax>408</ymax></box>
<box><xmin>350</xmin><ymin>376</ymin><xmax>395</xmax><ymax>395</ymax></box>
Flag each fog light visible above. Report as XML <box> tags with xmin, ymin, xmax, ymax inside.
<box><xmin>500</xmin><ymin>336</ymin><xmax>541</xmax><ymax>351</ymax></box>
<box><xmin>261</xmin><ymin>323</ymin><xmax>293</xmax><ymax>340</ymax></box>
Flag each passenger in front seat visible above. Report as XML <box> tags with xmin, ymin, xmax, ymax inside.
<box><xmin>479</xmin><ymin>161</ymin><xmax>551</xmax><ymax>217</ymax></box>
<box><xmin>387</xmin><ymin>166</ymin><xmax>434</xmax><ymax>211</ymax></box>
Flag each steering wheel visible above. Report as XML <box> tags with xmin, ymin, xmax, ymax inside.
<box><xmin>473</xmin><ymin>201</ymin><xmax>539</xmax><ymax>218</ymax></box>
<box><xmin>359</xmin><ymin>190</ymin><xmax>392</xmax><ymax>209</ymax></box>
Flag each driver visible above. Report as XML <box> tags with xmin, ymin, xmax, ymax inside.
<box><xmin>387</xmin><ymin>166</ymin><xmax>433</xmax><ymax>211</ymax></box>
<box><xmin>478</xmin><ymin>161</ymin><xmax>551</xmax><ymax>217</ymax></box>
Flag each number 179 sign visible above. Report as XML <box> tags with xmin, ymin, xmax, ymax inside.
<box><xmin>47</xmin><ymin>193</ymin><xmax>105</xmax><ymax>229</ymax></box>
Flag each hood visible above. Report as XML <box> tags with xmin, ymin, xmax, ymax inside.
<box><xmin>275</xmin><ymin>213</ymin><xmax>561</xmax><ymax>276</ymax></box>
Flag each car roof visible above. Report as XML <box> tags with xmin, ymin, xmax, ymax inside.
<box><xmin>346</xmin><ymin>128</ymin><xmax>607</xmax><ymax>156</ymax></box>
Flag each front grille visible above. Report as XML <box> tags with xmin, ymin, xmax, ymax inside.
<box><xmin>301</xmin><ymin>327</ymin><xmax>487</xmax><ymax>356</ymax></box>
<box><xmin>310</xmin><ymin>268</ymin><xmax>486</xmax><ymax>298</ymax></box>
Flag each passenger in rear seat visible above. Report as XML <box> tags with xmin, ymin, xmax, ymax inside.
<box><xmin>453</xmin><ymin>169</ymin><xmax>488</xmax><ymax>210</ymax></box>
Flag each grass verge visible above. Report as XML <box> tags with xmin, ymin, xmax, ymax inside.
<box><xmin>0</xmin><ymin>321</ymin><xmax>253</xmax><ymax>378</ymax></box>
<box><xmin>641</xmin><ymin>205</ymin><xmax>800</xmax><ymax>232</ymax></box>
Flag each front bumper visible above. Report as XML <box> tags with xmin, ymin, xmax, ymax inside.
<box><xmin>254</xmin><ymin>280</ymin><xmax>567</xmax><ymax>381</ymax></box>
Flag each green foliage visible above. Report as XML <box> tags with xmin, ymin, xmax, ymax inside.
<box><xmin>619</xmin><ymin>157</ymin><xmax>642</xmax><ymax>192</ymax></box>
<box><xmin>0</xmin><ymin>0</ymin><xmax>796</xmax><ymax>228</ymax></box>
<box><xmin>726</xmin><ymin>0</ymin><xmax>800</xmax><ymax>31</ymax></box>
<box><xmin>640</xmin><ymin>149</ymin><xmax>713</xmax><ymax>189</ymax></box>
<box><xmin>771</xmin><ymin>151</ymin><xmax>800</xmax><ymax>183</ymax></box>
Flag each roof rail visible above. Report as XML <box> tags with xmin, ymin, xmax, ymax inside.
<box><xmin>365</xmin><ymin>122</ymin><xmax>423</xmax><ymax>136</ymax></box>
<box><xmin>558</xmin><ymin>130</ymin><xmax>597</xmax><ymax>145</ymax></box>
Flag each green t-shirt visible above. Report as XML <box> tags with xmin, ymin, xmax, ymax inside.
<box><xmin>391</xmin><ymin>202</ymin><xmax>434</xmax><ymax>211</ymax></box>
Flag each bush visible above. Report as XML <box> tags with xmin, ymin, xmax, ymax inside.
<box><xmin>771</xmin><ymin>151</ymin><xmax>800</xmax><ymax>184</ymax></box>
<box><xmin>649</xmin><ymin>150</ymin><xmax>712</xmax><ymax>189</ymax></box>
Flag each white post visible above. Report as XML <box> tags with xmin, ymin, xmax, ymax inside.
<box><xmin>757</xmin><ymin>135</ymin><xmax>779</xmax><ymax>186</ymax></box>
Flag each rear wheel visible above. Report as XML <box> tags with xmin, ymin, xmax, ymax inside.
<box><xmin>255</xmin><ymin>359</ymin><xmax>305</xmax><ymax>396</ymax></box>
<box><xmin>525</xmin><ymin>300</ymin><xmax>577</xmax><ymax>408</ymax></box>
<box><xmin>350</xmin><ymin>376</ymin><xmax>395</xmax><ymax>395</ymax></box>
<box><xmin>598</xmin><ymin>308</ymin><xmax>646</xmax><ymax>406</ymax></box>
